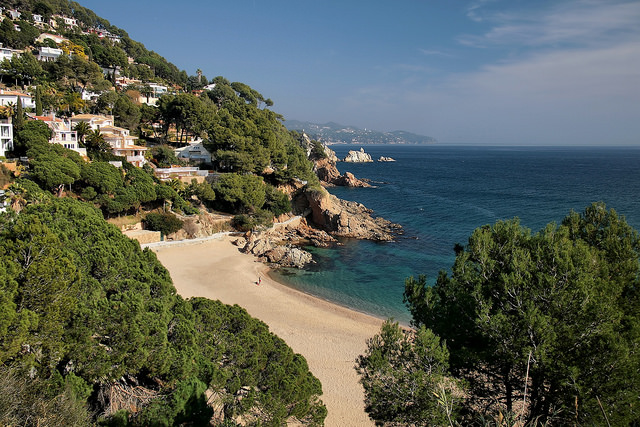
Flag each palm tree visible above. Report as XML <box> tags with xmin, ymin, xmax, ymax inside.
<box><xmin>141</xmin><ymin>84</ymin><xmax>153</xmax><ymax>104</ymax></box>
<box><xmin>74</xmin><ymin>121</ymin><xmax>91</xmax><ymax>146</ymax></box>
<box><xmin>4</xmin><ymin>102</ymin><xmax>15</xmax><ymax>118</ymax></box>
<box><xmin>86</xmin><ymin>129</ymin><xmax>111</xmax><ymax>157</ymax></box>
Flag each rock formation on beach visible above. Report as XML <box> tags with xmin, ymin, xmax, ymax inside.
<box><xmin>239</xmin><ymin>186</ymin><xmax>401</xmax><ymax>268</ymax></box>
<box><xmin>343</xmin><ymin>148</ymin><xmax>374</xmax><ymax>163</ymax></box>
<box><xmin>238</xmin><ymin>216</ymin><xmax>337</xmax><ymax>268</ymax></box>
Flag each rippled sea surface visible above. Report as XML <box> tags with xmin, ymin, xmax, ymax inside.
<box><xmin>272</xmin><ymin>145</ymin><xmax>640</xmax><ymax>324</ymax></box>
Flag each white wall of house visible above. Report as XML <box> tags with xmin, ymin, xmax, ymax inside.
<box><xmin>0</xmin><ymin>91</ymin><xmax>35</xmax><ymax>109</ymax></box>
<box><xmin>175</xmin><ymin>140</ymin><xmax>212</xmax><ymax>164</ymax></box>
<box><xmin>0</xmin><ymin>120</ymin><xmax>13</xmax><ymax>158</ymax></box>
<box><xmin>37</xmin><ymin>46</ymin><xmax>63</xmax><ymax>62</ymax></box>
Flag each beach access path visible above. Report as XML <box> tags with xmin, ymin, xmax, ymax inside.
<box><xmin>150</xmin><ymin>234</ymin><xmax>383</xmax><ymax>426</ymax></box>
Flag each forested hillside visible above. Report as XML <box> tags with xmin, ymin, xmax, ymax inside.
<box><xmin>0</xmin><ymin>1</ymin><xmax>329</xmax><ymax>425</ymax></box>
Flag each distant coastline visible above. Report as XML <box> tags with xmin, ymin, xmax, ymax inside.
<box><xmin>285</xmin><ymin>120</ymin><xmax>437</xmax><ymax>145</ymax></box>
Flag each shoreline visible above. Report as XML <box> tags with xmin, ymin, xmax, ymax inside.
<box><xmin>151</xmin><ymin>234</ymin><xmax>383</xmax><ymax>426</ymax></box>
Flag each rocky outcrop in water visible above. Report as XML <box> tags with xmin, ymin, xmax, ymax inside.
<box><xmin>378</xmin><ymin>156</ymin><xmax>396</xmax><ymax>162</ymax></box>
<box><xmin>343</xmin><ymin>148</ymin><xmax>373</xmax><ymax>163</ymax></box>
<box><xmin>333</xmin><ymin>172</ymin><xmax>370</xmax><ymax>188</ymax></box>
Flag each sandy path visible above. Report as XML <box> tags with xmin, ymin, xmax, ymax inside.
<box><xmin>151</xmin><ymin>236</ymin><xmax>382</xmax><ymax>426</ymax></box>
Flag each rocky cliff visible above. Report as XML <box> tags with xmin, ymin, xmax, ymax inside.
<box><xmin>302</xmin><ymin>188</ymin><xmax>401</xmax><ymax>241</ymax></box>
<box><xmin>303</xmin><ymin>134</ymin><xmax>371</xmax><ymax>187</ymax></box>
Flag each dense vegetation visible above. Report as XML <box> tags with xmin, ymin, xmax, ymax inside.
<box><xmin>2</xmin><ymin>0</ymin><xmax>318</xmax><ymax>227</ymax></box>
<box><xmin>0</xmin><ymin>197</ymin><xmax>326</xmax><ymax>425</ymax></box>
<box><xmin>357</xmin><ymin>203</ymin><xmax>640</xmax><ymax>426</ymax></box>
<box><xmin>0</xmin><ymin>1</ymin><xmax>332</xmax><ymax>425</ymax></box>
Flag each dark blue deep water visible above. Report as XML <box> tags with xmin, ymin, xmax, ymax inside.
<box><xmin>272</xmin><ymin>145</ymin><xmax>640</xmax><ymax>324</ymax></box>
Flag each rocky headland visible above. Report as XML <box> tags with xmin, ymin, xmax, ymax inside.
<box><xmin>245</xmin><ymin>136</ymin><xmax>401</xmax><ymax>268</ymax></box>
<box><xmin>168</xmin><ymin>134</ymin><xmax>402</xmax><ymax>269</ymax></box>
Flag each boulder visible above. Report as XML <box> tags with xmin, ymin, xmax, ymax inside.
<box><xmin>265</xmin><ymin>246</ymin><xmax>313</xmax><ymax>268</ymax></box>
<box><xmin>333</xmin><ymin>172</ymin><xmax>371</xmax><ymax>188</ymax></box>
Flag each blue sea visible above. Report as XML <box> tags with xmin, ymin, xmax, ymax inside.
<box><xmin>272</xmin><ymin>145</ymin><xmax>640</xmax><ymax>324</ymax></box>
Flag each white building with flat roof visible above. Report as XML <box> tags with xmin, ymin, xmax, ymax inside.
<box><xmin>37</xmin><ymin>46</ymin><xmax>63</xmax><ymax>62</ymax></box>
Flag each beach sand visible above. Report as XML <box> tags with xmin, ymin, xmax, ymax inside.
<box><xmin>151</xmin><ymin>235</ymin><xmax>383</xmax><ymax>426</ymax></box>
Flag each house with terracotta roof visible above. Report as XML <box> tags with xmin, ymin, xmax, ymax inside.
<box><xmin>99</xmin><ymin>125</ymin><xmax>147</xmax><ymax>167</ymax></box>
<box><xmin>69</xmin><ymin>113</ymin><xmax>115</xmax><ymax>130</ymax></box>
<box><xmin>70</xmin><ymin>114</ymin><xmax>147</xmax><ymax>167</ymax></box>
<box><xmin>36</xmin><ymin>33</ymin><xmax>68</xmax><ymax>45</ymax></box>
<box><xmin>0</xmin><ymin>90</ymin><xmax>35</xmax><ymax>109</ymax></box>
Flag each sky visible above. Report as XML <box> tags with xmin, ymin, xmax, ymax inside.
<box><xmin>77</xmin><ymin>0</ymin><xmax>640</xmax><ymax>145</ymax></box>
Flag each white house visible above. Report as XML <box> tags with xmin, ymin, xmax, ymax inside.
<box><xmin>36</xmin><ymin>32</ymin><xmax>67</xmax><ymax>45</ymax></box>
<box><xmin>37</xmin><ymin>46</ymin><xmax>63</xmax><ymax>62</ymax></box>
<box><xmin>139</xmin><ymin>83</ymin><xmax>168</xmax><ymax>106</ymax></box>
<box><xmin>63</xmin><ymin>16</ymin><xmax>77</xmax><ymax>27</ymax></box>
<box><xmin>0</xmin><ymin>44</ymin><xmax>21</xmax><ymax>62</ymax></box>
<box><xmin>31</xmin><ymin>14</ymin><xmax>47</xmax><ymax>29</ymax></box>
<box><xmin>8</xmin><ymin>10</ymin><xmax>21</xmax><ymax>20</ymax></box>
<box><xmin>70</xmin><ymin>113</ymin><xmax>114</xmax><ymax>131</ymax></box>
<box><xmin>100</xmin><ymin>125</ymin><xmax>147</xmax><ymax>167</ymax></box>
<box><xmin>154</xmin><ymin>166</ymin><xmax>209</xmax><ymax>183</ymax></box>
<box><xmin>0</xmin><ymin>90</ymin><xmax>35</xmax><ymax>109</ymax></box>
<box><xmin>70</xmin><ymin>114</ymin><xmax>147</xmax><ymax>167</ymax></box>
<box><xmin>51</xmin><ymin>14</ymin><xmax>77</xmax><ymax>28</ymax></box>
<box><xmin>81</xmin><ymin>89</ymin><xmax>102</xmax><ymax>102</ymax></box>
<box><xmin>31</xmin><ymin>114</ymin><xmax>87</xmax><ymax>156</ymax></box>
<box><xmin>175</xmin><ymin>138</ymin><xmax>212</xmax><ymax>164</ymax></box>
<box><xmin>0</xmin><ymin>119</ymin><xmax>13</xmax><ymax>158</ymax></box>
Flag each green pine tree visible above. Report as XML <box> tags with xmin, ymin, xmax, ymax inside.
<box><xmin>13</xmin><ymin>97</ymin><xmax>24</xmax><ymax>131</ymax></box>
<box><xmin>35</xmin><ymin>86</ymin><xmax>43</xmax><ymax>116</ymax></box>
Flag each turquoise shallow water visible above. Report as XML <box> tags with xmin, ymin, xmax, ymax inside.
<box><xmin>272</xmin><ymin>145</ymin><xmax>640</xmax><ymax>324</ymax></box>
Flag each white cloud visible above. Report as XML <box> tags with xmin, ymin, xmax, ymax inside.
<box><xmin>334</xmin><ymin>1</ymin><xmax>640</xmax><ymax>145</ymax></box>
<box><xmin>459</xmin><ymin>0</ymin><xmax>640</xmax><ymax>48</ymax></box>
<box><xmin>419</xmin><ymin>49</ymin><xmax>455</xmax><ymax>58</ymax></box>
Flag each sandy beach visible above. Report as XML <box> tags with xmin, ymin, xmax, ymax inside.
<box><xmin>151</xmin><ymin>235</ymin><xmax>383</xmax><ymax>426</ymax></box>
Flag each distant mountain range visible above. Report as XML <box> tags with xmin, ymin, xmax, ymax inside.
<box><xmin>285</xmin><ymin>120</ymin><xmax>437</xmax><ymax>145</ymax></box>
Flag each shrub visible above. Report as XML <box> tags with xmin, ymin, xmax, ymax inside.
<box><xmin>144</xmin><ymin>212</ymin><xmax>184</xmax><ymax>236</ymax></box>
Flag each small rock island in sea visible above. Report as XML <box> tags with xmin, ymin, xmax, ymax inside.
<box><xmin>343</xmin><ymin>148</ymin><xmax>374</xmax><ymax>162</ymax></box>
<box><xmin>378</xmin><ymin>156</ymin><xmax>396</xmax><ymax>162</ymax></box>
